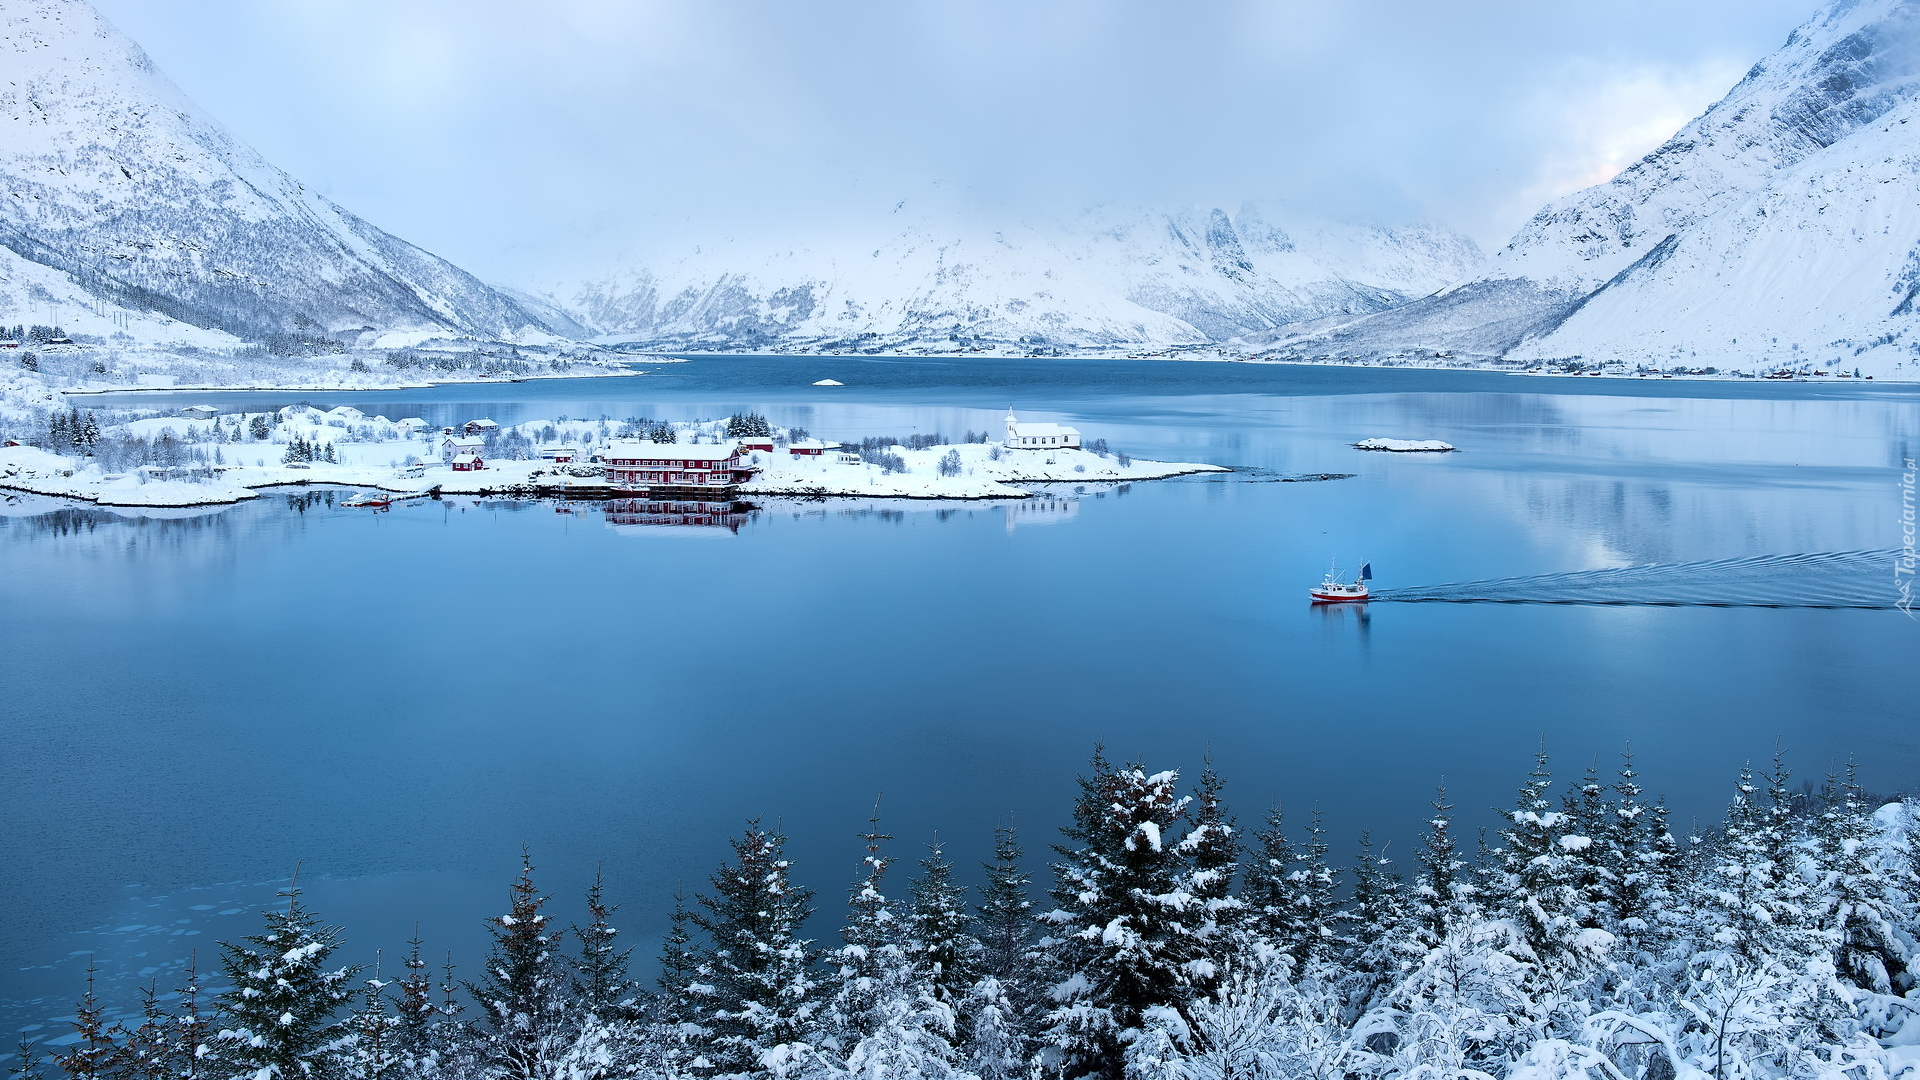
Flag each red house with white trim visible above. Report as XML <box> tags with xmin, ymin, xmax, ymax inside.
<box><xmin>600</xmin><ymin>441</ymin><xmax>756</xmax><ymax>492</ymax></box>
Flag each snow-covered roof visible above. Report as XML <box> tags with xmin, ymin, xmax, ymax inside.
<box><xmin>1011</xmin><ymin>422</ymin><xmax>1079</xmax><ymax>438</ymax></box>
<box><xmin>465</xmin><ymin>418</ymin><xmax>498</xmax><ymax>428</ymax></box>
<box><xmin>395</xmin><ymin>417</ymin><xmax>428</xmax><ymax>427</ymax></box>
<box><xmin>538</xmin><ymin>446</ymin><xmax>579</xmax><ymax>455</ymax></box>
<box><xmin>451</xmin><ymin>454</ymin><xmax>481</xmax><ymax>464</ymax></box>
<box><xmin>603</xmin><ymin>440</ymin><xmax>740</xmax><ymax>461</ymax></box>
<box><xmin>443</xmin><ymin>435</ymin><xmax>484</xmax><ymax>447</ymax></box>
<box><xmin>789</xmin><ymin>439</ymin><xmax>842</xmax><ymax>450</ymax></box>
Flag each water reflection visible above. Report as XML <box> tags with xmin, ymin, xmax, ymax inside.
<box><xmin>605</xmin><ymin>499</ymin><xmax>755</xmax><ymax>533</ymax></box>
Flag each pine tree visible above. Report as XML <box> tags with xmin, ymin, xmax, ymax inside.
<box><xmin>1041</xmin><ymin>752</ymin><xmax>1204</xmax><ymax>1080</ymax></box>
<box><xmin>1241</xmin><ymin>805</ymin><xmax>1291</xmax><ymax>950</ymax></box>
<box><xmin>655</xmin><ymin>888</ymin><xmax>702</xmax><ymax>1027</ymax></box>
<box><xmin>54</xmin><ymin>966</ymin><xmax>118</xmax><ymax>1080</ymax></box>
<box><xmin>976</xmin><ymin>821</ymin><xmax>1033</xmax><ymax>988</ymax></box>
<box><xmin>214</xmin><ymin>884</ymin><xmax>360</xmax><ymax>1079</ymax></box>
<box><xmin>171</xmin><ymin>953</ymin><xmax>214</xmax><ymax>1080</ymax></box>
<box><xmin>907</xmin><ymin>842</ymin><xmax>980</xmax><ymax>1008</ymax></box>
<box><xmin>114</xmin><ymin>982</ymin><xmax>173</xmax><ymax>1080</ymax></box>
<box><xmin>1815</xmin><ymin>759</ymin><xmax>1908</xmax><ymax>993</ymax></box>
<box><xmin>1282</xmin><ymin>806</ymin><xmax>1338</xmax><ymax>970</ymax></box>
<box><xmin>469</xmin><ymin>849</ymin><xmax>566</xmax><ymax>1080</ymax></box>
<box><xmin>571</xmin><ymin>868</ymin><xmax>635</xmax><ymax>1020</ymax></box>
<box><xmin>393</xmin><ymin>930</ymin><xmax>437</xmax><ymax>1056</ymax></box>
<box><xmin>691</xmin><ymin>819</ymin><xmax>818</xmax><ymax>1074</ymax></box>
<box><xmin>336</xmin><ymin>960</ymin><xmax>400</xmax><ymax>1080</ymax></box>
<box><xmin>1412</xmin><ymin>783</ymin><xmax>1474</xmax><ymax>950</ymax></box>
<box><xmin>1177</xmin><ymin>760</ymin><xmax>1242</xmax><ymax>987</ymax></box>
<box><xmin>1342</xmin><ymin>831</ymin><xmax>1411</xmax><ymax>1011</ymax></box>
<box><xmin>1561</xmin><ymin>758</ymin><xmax>1611</xmax><ymax>929</ymax></box>
<box><xmin>829</xmin><ymin>799</ymin><xmax>900</xmax><ymax>1047</ymax></box>
<box><xmin>1494</xmin><ymin>747</ymin><xmax>1587</xmax><ymax>968</ymax></box>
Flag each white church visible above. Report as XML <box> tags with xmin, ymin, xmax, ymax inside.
<box><xmin>1003</xmin><ymin>409</ymin><xmax>1081</xmax><ymax>450</ymax></box>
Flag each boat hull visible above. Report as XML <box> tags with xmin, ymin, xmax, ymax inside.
<box><xmin>1310</xmin><ymin>589</ymin><xmax>1369</xmax><ymax>603</ymax></box>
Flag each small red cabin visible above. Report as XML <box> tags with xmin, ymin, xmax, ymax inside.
<box><xmin>451</xmin><ymin>454</ymin><xmax>484</xmax><ymax>472</ymax></box>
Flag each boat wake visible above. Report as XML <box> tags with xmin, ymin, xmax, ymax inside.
<box><xmin>1372</xmin><ymin>550</ymin><xmax>1904</xmax><ymax>610</ymax></box>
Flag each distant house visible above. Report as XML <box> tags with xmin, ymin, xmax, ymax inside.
<box><xmin>451</xmin><ymin>454</ymin><xmax>484</xmax><ymax>472</ymax></box>
<box><xmin>0</xmin><ymin>339</ymin><xmax>17</xmax><ymax>349</ymax></box>
<box><xmin>1003</xmin><ymin>409</ymin><xmax>1080</xmax><ymax>450</ymax></box>
<box><xmin>178</xmin><ymin>405</ymin><xmax>219</xmax><ymax>419</ymax></box>
<box><xmin>464</xmin><ymin>418</ymin><xmax>499</xmax><ymax>436</ymax></box>
<box><xmin>442</xmin><ymin>434</ymin><xmax>485</xmax><ymax>462</ymax></box>
<box><xmin>788</xmin><ymin>439</ymin><xmax>841</xmax><ymax>457</ymax></box>
<box><xmin>601</xmin><ymin>440</ymin><xmax>755</xmax><ymax>492</ymax></box>
<box><xmin>738</xmin><ymin>436</ymin><xmax>775</xmax><ymax>452</ymax></box>
<box><xmin>538</xmin><ymin>446</ymin><xmax>578</xmax><ymax>463</ymax></box>
<box><xmin>395</xmin><ymin>418</ymin><xmax>428</xmax><ymax>435</ymax></box>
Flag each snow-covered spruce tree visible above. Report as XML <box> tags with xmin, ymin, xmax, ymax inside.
<box><xmin>655</xmin><ymin>889</ymin><xmax>703</xmax><ymax>1028</ymax></box>
<box><xmin>1338</xmin><ymin>831</ymin><xmax>1412</xmax><ymax>1017</ymax></box>
<box><xmin>826</xmin><ymin>802</ymin><xmax>901</xmax><ymax>1048</ymax></box>
<box><xmin>967</xmin><ymin>822</ymin><xmax>1037</xmax><ymax>1078</ymax></box>
<box><xmin>1410</xmin><ymin>783</ymin><xmax>1475</xmax><ymax>951</ymax></box>
<box><xmin>332</xmin><ymin>964</ymin><xmax>400</xmax><ymax>1080</ymax></box>
<box><xmin>214</xmin><ymin>885</ymin><xmax>360</xmax><ymax>1080</ymax></box>
<box><xmin>1177</xmin><ymin>761</ymin><xmax>1243</xmax><ymax>989</ymax></box>
<box><xmin>391</xmin><ymin>932</ymin><xmax>437</xmax><ymax>1058</ymax></box>
<box><xmin>907</xmin><ymin>842</ymin><xmax>981</xmax><ymax>1010</ymax></box>
<box><xmin>1560</xmin><ymin>758</ymin><xmax>1613</xmax><ymax>931</ymax></box>
<box><xmin>1492</xmin><ymin>748</ymin><xmax>1593</xmax><ymax>971</ymax></box>
<box><xmin>1240</xmin><ymin>805</ymin><xmax>1291</xmax><ymax>953</ymax></box>
<box><xmin>690</xmin><ymin>818</ymin><xmax>818</xmax><ymax>1075</ymax></box>
<box><xmin>53</xmin><ymin>966</ymin><xmax>118</xmax><ymax>1080</ymax></box>
<box><xmin>571</xmin><ymin>868</ymin><xmax>637</xmax><ymax>1021</ymax></box>
<box><xmin>170</xmin><ymin>953</ymin><xmax>216</xmax><ymax>1080</ymax></box>
<box><xmin>1814</xmin><ymin>760</ymin><xmax>1910</xmax><ymax>995</ymax></box>
<box><xmin>976</xmin><ymin>822</ymin><xmax>1034</xmax><ymax>992</ymax></box>
<box><xmin>1283</xmin><ymin>807</ymin><xmax>1338</xmax><ymax>970</ymax></box>
<box><xmin>1040</xmin><ymin>752</ymin><xmax>1206</xmax><ymax>1079</ymax></box>
<box><xmin>116</xmin><ymin>981</ymin><xmax>177</xmax><ymax>1080</ymax></box>
<box><xmin>468</xmin><ymin>850</ymin><xmax>568</xmax><ymax>1080</ymax></box>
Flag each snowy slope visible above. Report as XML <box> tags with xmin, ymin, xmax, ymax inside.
<box><xmin>0</xmin><ymin>0</ymin><xmax>556</xmax><ymax>344</ymax></box>
<box><xmin>561</xmin><ymin>201</ymin><xmax>1481</xmax><ymax>352</ymax></box>
<box><xmin>1277</xmin><ymin>0</ymin><xmax>1920</xmax><ymax>376</ymax></box>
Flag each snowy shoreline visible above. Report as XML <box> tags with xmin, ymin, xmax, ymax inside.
<box><xmin>0</xmin><ymin>409</ymin><xmax>1229</xmax><ymax>509</ymax></box>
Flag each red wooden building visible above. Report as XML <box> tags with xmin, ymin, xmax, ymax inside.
<box><xmin>600</xmin><ymin>441</ymin><xmax>756</xmax><ymax>492</ymax></box>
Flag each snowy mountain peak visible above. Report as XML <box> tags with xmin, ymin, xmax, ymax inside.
<box><xmin>559</xmin><ymin>201</ymin><xmax>1482</xmax><ymax>353</ymax></box>
<box><xmin>0</xmin><ymin>0</ymin><xmax>561</xmax><ymax>346</ymax></box>
<box><xmin>1288</xmin><ymin>0</ymin><xmax>1920</xmax><ymax>378</ymax></box>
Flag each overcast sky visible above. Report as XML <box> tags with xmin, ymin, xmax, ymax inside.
<box><xmin>90</xmin><ymin>0</ymin><xmax>1819</xmax><ymax>288</ymax></box>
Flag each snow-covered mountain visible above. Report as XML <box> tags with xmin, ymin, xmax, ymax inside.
<box><xmin>1275</xmin><ymin>0</ymin><xmax>1920</xmax><ymax>378</ymax></box>
<box><xmin>0</xmin><ymin>0</ymin><xmax>560</xmax><ymax>346</ymax></box>
<box><xmin>560</xmin><ymin>202</ymin><xmax>1481</xmax><ymax>352</ymax></box>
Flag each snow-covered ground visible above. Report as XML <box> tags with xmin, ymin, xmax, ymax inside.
<box><xmin>0</xmin><ymin>403</ymin><xmax>1225</xmax><ymax>508</ymax></box>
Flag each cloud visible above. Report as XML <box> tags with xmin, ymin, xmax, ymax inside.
<box><xmin>89</xmin><ymin>0</ymin><xmax>1820</xmax><ymax>286</ymax></box>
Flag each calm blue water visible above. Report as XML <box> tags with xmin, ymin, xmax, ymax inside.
<box><xmin>6</xmin><ymin>356</ymin><xmax>1917</xmax><ymax>1043</ymax></box>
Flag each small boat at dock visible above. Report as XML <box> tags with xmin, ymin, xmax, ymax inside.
<box><xmin>1311</xmin><ymin>561</ymin><xmax>1371</xmax><ymax>603</ymax></box>
<box><xmin>342</xmin><ymin>492</ymin><xmax>392</xmax><ymax>509</ymax></box>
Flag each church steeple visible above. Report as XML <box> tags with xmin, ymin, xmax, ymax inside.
<box><xmin>1005</xmin><ymin>406</ymin><xmax>1019</xmax><ymax>446</ymax></box>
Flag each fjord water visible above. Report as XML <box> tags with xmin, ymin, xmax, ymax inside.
<box><xmin>4</xmin><ymin>356</ymin><xmax>1916</xmax><ymax>1038</ymax></box>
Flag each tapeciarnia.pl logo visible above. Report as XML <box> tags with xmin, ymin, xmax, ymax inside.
<box><xmin>1900</xmin><ymin>457</ymin><xmax>1916</xmax><ymax>618</ymax></box>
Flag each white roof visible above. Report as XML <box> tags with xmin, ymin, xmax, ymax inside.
<box><xmin>1012</xmin><ymin>422</ymin><xmax>1080</xmax><ymax>437</ymax></box>
<box><xmin>789</xmin><ymin>439</ymin><xmax>841</xmax><ymax>450</ymax></box>
<box><xmin>538</xmin><ymin>446</ymin><xmax>579</xmax><ymax>454</ymax></box>
<box><xmin>444</xmin><ymin>435</ymin><xmax>484</xmax><ymax>447</ymax></box>
<box><xmin>466</xmin><ymin>418</ymin><xmax>498</xmax><ymax>428</ymax></box>
<box><xmin>395</xmin><ymin>417</ymin><xmax>427</xmax><ymax>427</ymax></box>
<box><xmin>452</xmin><ymin>454</ymin><xmax>480</xmax><ymax>464</ymax></box>
<box><xmin>603</xmin><ymin>440</ymin><xmax>739</xmax><ymax>461</ymax></box>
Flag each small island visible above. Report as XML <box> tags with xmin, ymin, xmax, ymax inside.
<box><xmin>0</xmin><ymin>406</ymin><xmax>1226</xmax><ymax>508</ymax></box>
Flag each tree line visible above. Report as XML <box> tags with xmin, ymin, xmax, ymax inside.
<box><xmin>18</xmin><ymin>743</ymin><xmax>1915</xmax><ymax>1080</ymax></box>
